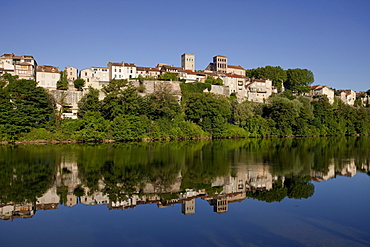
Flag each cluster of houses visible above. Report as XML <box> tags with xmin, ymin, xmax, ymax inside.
<box><xmin>0</xmin><ymin>52</ymin><xmax>368</xmax><ymax>116</ymax></box>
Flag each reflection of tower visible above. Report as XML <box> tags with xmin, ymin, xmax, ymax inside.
<box><xmin>182</xmin><ymin>198</ymin><xmax>195</xmax><ymax>215</ymax></box>
<box><xmin>214</xmin><ymin>196</ymin><xmax>228</xmax><ymax>214</ymax></box>
<box><xmin>207</xmin><ymin>196</ymin><xmax>228</xmax><ymax>214</ymax></box>
<box><xmin>66</xmin><ymin>194</ymin><xmax>78</xmax><ymax>207</ymax></box>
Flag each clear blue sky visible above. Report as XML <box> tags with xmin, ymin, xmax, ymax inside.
<box><xmin>2</xmin><ymin>0</ymin><xmax>369</xmax><ymax>91</ymax></box>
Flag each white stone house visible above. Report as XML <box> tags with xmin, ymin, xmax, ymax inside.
<box><xmin>80</xmin><ymin>67</ymin><xmax>109</xmax><ymax>90</ymax></box>
<box><xmin>0</xmin><ymin>53</ymin><xmax>37</xmax><ymax>80</ymax></box>
<box><xmin>65</xmin><ymin>66</ymin><xmax>78</xmax><ymax>82</ymax></box>
<box><xmin>337</xmin><ymin>89</ymin><xmax>357</xmax><ymax>105</ymax></box>
<box><xmin>310</xmin><ymin>85</ymin><xmax>335</xmax><ymax>104</ymax></box>
<box><xmin>136</xmin><ymin>66</ymin><xmax>161</xmax><ymax>79</ymax></box>
<box><xmin>245</xmin><ymin>78</ymin><xmax>273</xmax><ymax>103</ymax></box>
<box><xmin>182</xmin><ymin>70</ymin><xmax>206</xmax><ymax>83</ymax></box>
<box><xmin>36</xmin><ymin>65</ymin><xmax>60</xmax><ymax>90</ymax></box>
<box><xmin>108</xmin><ymin>62</ymin><xmax>137</xmax><ymax>81</ymax></box>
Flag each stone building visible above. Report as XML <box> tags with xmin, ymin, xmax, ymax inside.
<box><xmin>36</xmin><ymin>65</ymin><xmax>60</xmax><ymax>90</ymax></box>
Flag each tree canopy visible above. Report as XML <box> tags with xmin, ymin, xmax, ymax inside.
<box><xmin>73</xmin><ymin>78</ymin><xmax>85</xmax><ymax>91</ymax></box>
<box><xmin>284</xmin><ymin>68</ymin><xmax>314</xmax><ymax>94</ymax></box>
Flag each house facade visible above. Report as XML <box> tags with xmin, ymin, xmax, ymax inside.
<box><xmin>108</xmin><ymin>62</ymin><xmax>136</xmax><ymax>81</ymax></box>
<box><xmin>244</xmin><ymin>78</ymin><xmax>273</xmax><ymax>103</ymax></box>
<box><xmin>80</xmin><ymin>67</ymin><xmax>109</xmax><ymax>89</ymax></box>
<box><xmin>310</xmin><ymin>85</ymin><xmax>335</xmax><ymax>104</ymax></box>
<box><xmin>65</xmin><ymin>66</ymin><xmax>78</xmax><ymax>82</ymax></box>
<box><xmin>337</xmin><ymin>89</ymin><xmax>356</xmax><ymax>105</ymax></box>
<box><xmin>0</xmin><ymin>53</ymin><xmax>37</xmax><ymax>80</ymax></box>
<box><xmin>36</xmin><ymin>65</ymin><xmax>60</xmax><ymax>90</ymax></box>
<box><xmin>136</xmin><ymin>67</ymin><xmax>161</xmax><ymax>79</ymax></box>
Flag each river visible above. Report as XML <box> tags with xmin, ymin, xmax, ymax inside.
<box><xmin>0</xmin><ymin>137</ymin><xmax>369</xmax><ymax>246</ymax></box>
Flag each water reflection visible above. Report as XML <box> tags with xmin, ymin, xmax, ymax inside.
<box><xmin>0</xmin><ymin>137</ymin><xmax>369</xmax><ymax>221</ymax></box>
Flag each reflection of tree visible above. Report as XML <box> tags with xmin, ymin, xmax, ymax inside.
<box><xmin>285</xmin><ymin>176</ymin><xmax>315</xmax><ymax>199</ymax></box>
<box><xmin>247</xmin><ymin>175</ymin><xmax>314</xmax><ymax>202</ymax></box>
<box><xmin>0</xmin><ymin>146</ymin><xmax>56</xmax><ymax>204</ymax></box>
<box><xmin>1</xmin><ymin>136</ymin><xmax>370</xmax><ymax>208</ymax></box>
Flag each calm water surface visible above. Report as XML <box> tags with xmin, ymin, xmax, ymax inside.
<box><xmin>0</xmin><ymin>137</ymin><xmax>369</xmax><ymax>247</ymax></box>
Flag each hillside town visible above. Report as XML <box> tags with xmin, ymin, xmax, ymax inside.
<box><xmin>1</xmin><ymin>53</ymin><xmax>368</xmax><ymax>119</ymax></box>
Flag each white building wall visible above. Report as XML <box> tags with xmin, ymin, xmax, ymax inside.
<box><xmin>36</xmin><ymin>71</ymin><xmax>60</xmax><ymax>90</ymax></box>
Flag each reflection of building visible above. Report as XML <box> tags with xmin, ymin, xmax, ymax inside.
<box><xmin>208</xmin><ymin>195</ymin><xmax>228</xmax><ymax>214</ymax></box>
<box><xmin>80</xmin><ymin>192</ymin><xmax>109</xmax><ymax>206</ymax></box>
<box><xmin>339</xmin><ymin>159</ymin><xmax>357</xmax><ymax>177</ymax></box>
<box><xmin>182</xmin><ymin>199</ymin><xmax>195</xmax><ymax>215</ymax></box>
<box><xmin>0</xmin><ymin>203</ymin><xmax>35</xmax><ymax>221</ymax></box>
<box><xmin>311</xmin><ymin>159</ymin><xmax>357</xmax><ymax>182</ymax></box>
<box><xmin>311</xmin><ymin>164</ymin><xmax>336</xmax><ymax>181</ymax></box>
<box><xmin>36</xmin><ymin>186</ymin><xmax>60</xmax><ymax>209</ymax></box>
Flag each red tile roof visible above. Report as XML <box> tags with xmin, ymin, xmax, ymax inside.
<box><xmin>225</xmin><ymin>73</ymin><xmax>246</xmax><ymax>78</ymax></box>
<box><xmin>227</xmin><ymin>65</ymin><xmax>245</xmax><ymax>70</ymax></box>
<box><xmin>136</xmin><ymin>66</ymin><xmax>160</xmax><ymax>71</ymax></box>
<box><xmin>37</xmin><ymin>65</ymin><xmax>59</xmax><ymax>73</ymax></box>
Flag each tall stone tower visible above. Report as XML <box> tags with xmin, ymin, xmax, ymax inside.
<box><xmin>181</xmin><ymin>53</ymin><xmax>195</xmax><ymax>72</ymax></box>
<box><xmin>212</xmin><ymin>55</ymin><xmax>228</xmax><ymax>73</ymax></box>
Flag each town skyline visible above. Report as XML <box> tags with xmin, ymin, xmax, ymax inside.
<box><xmin>2</xmin><ymin>0</ymin><xmax>369</xmax><ymax>92</ymax></box>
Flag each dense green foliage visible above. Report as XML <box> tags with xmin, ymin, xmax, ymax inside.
<box><xmin>246</xmin><ymin>66</ymin><xmax>287</xmax><ymax>91</ymax></box>
<box><xmin>0</xmin><ymin>74</ymin><xmax>55</xmax><ymax>140</ymax></box>
<box><xmin>246</xmin><ymin>66</ymin><xmax>314</xmax><ymax>93</ymax></box>
<box><xmin>180</xmin><ymin>82</ymin><xmax>211</xmax><ymax>98</ymax></box>
<box><xmin>205</xmin><ymin>75</ymin><xmax>223</xmax><ymax>85</ymax></box>
<box><xmin>73</xmin><ymin>78</ymin><xmax>85</xmax><ymax>91</ymax></box>
<box><xmin>158</xmin><ymin>72</ymin><xmax>179</xmax><ymax>81</ymax></box>
<box><xmin>1</xmin><ymin>74</ymin><xmax>370</xmax><ymax>142</ymax></box>
<box><xmin>77</xmin><ymin>87</ymin><xmax>101</xmax><ymax>118</ymax></box>
<box><xmin>56</xmin><ymin>71</ymin><xmax>68</xmax><ymax>90</ymax></box>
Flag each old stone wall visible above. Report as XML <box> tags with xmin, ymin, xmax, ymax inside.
<box><xmin>50</xmin><ymin>90</ymin><xmax>84</xmax><ymax>108</ymax></box>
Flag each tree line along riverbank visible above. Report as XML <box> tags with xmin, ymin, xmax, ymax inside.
<box><xmin>1</xmin><ymin>73</ymin><xmax>370</xmax><ymax>143</ymax></box>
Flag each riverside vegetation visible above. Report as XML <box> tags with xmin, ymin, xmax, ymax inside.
<box><xmin>1</xmin><ymin>73</ymin><xmax>370</xmax><ymax>142</ymax></box>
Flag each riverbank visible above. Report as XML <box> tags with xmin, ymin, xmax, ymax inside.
<box><xmin>1</xmin><ymin>133</ymin><xmax>367</xmax><ymax>145</ymax></box>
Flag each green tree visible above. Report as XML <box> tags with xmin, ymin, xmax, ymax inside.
<box><xmin>184</xmin><ymin>93</ymin><xmax>231</xmax><ymax>136</ymax></box>
<box><xmin>111</xmin><ymin>115</ymin><xmax>149</xmax><ymax>140</ymax></box>
<box><xmin>101</xmin><ymin>79</ymin><xmax>143</xmax><ymax>120</ymax></box>
<box><xmin>205</xmin><ymin>76</ymin><xmax>223</xmax><ymax>85</ymax></box>
<box><xmin>143</xmin><ymin>83</ymin><xmax>181</xmax><ymax>120</ymax></box>
<box><xmin>246</xmin><ymin>66</ymin><xmax>286</xmax><ymax>92</ymax></box>
<box><xmin>284</xmin><ymin>68</ymin><xmax>314</xmax><ymax>94</ymax></box>
<box><xmin>56</xmin><ymin>71</ymin><xmax>68</xmax><ymax>90</ymax></box>
<box><xmin>267</xmin><ymin>96</ymin><xmax>303</xmax><ymax>136</ymax></box>
<box><xmin>78</xmin><ymin>87</ymin><xmax>101</xmax><ymax>118</ymax></box>
<box><xmin>75</xmin><ymin>111</ymin><xmax>110</xmax><ymax>141</ymax></box>
<box><xmin>159</xmin><ymin>72</ymin><xmax>179</xmax><ymax>81</ymax></box>
<box><xmin>0</xmin><ymin>73</ymin><xmax>55</xmax><ymax>138</ymax></box>
<box><xmin>73</xmin><ymin>78</ymin><xmax>85</xmax><ymax>91</ymax></box>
